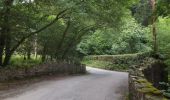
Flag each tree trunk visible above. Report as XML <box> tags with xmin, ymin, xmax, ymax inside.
<box><xmin>149</xmin><ymin>0</ymin><xmax>157</xmax><ymax>54</ymax></box>
<box><xmin>0</xmin><ymin>33</ymin><xmax>5</xmax><ymax>66</ymax></box>
<box><xmin>41</xmin><ymin>45</ymin><xmax>47</xmax><ymax>62</ymax></box>
<box><xmin>50</xmin><ymin>55</ymin><xmax>53</xmax><ymax>61</ymax></box>
<box><xmin>27</xmin><ymin>49</ymin><xmax>31</xmax><ymax>60</ymax></box>
<box><xmin>3</xmin><ymin>34</ymin><xmax>12</xmax><ymax>66</ymax></box>
<box><xmin>24</xmin><ymin>54</ymin><xmax>26</xmax><ymax>60</ymax></box>
<box><xmin>55</xmin><ymin>20</ymin><xmax>70</xmax><ymax>57</ymax></box>
<box><xmin>3</xmin><ymin>52</ymin><xmax>12</xmax><ymax>66</ymax></box>
<box><xmin>152</xmin><ymin>17</ymin><xmax>157</xmax><ymax>54</ymax></box>
<box><xmin>62</xmin><ymin>27</ymin><xmax>93</xmax><ymax>58</ymax></box>
<box><xmin>41</xmin><ymin>54</ymin><xmax>46</xmax><ymax>62</ymax></box>
<box><xmin>1</xmin><ymin>0</ymin><xmax>14</xmax><ymax>66</ymax></box>
<box><xmin>34</xmin><ymin>34</ymin><xmax>38</xmax><ymax>59</ymax></box>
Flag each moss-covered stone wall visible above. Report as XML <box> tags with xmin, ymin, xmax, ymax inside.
<box><xmin>129</xmin><ymin>58</ymin><xmax>168</xmax><ymax>100</ymax></box>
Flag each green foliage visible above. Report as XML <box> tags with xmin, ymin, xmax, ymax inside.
<box><xmin>0</xmin><ymin>0</ymin><xmax>168</xmax><ymax>70</ymax></box>
<box><xmin>111</xmin><ymin>18</ymin><xmax>151</xmax><ymax>54</ymax></box>
<box><xmin>157</xmin><ymin>17</ymin><xmax>170</xmax><ymax>73</ymax></box>
<box><xmin>0</xmin><ymin>0</ymin><xmax>135</xmax><ymax>66</ymax></box>
<box><xmin>78</xmin><ymin>17</ymin><xmax>151</xmax><ymax>55</ymax></box>
<box><xmin>77</xmin><ymin>29</ymin><xmax>114</xmax><ymax>55</ymax></box>
<box><xmin>157</xmin><ymin>18</ymin><xmax>170</xmax><ymax>57</ymax></box>
<box><xmin>159</xmin><ymin>82</ymin><xmax>170</xmax><ymax>98</ymax></box>
<box><xmin>132</xmin><ymin>0</ymin><xmax>170</xmax><ymax>26</ymax></box>
<box><xmin>131</xmin><ymin>0</ymin><xmax>152</xmax><ymax>26</ymax></box>
<box><xmin>157</xmin><ymin>0</ymin><xmax>170</xmax><ymax>17</ymax></box>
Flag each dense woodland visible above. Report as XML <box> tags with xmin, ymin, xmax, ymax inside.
<box><xmin>0</xmin><ymin>0</ymin><xmax>169</xmax><ymax>68</ymax></box>
<box><xmin>0</xmin><ymin>0</ymin><xmax>132</xmax><ymax>66</ymax></box>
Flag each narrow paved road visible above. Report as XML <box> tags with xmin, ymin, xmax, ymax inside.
<box><xmin>1</xmin><ymin>67</ymin><xmax>128</xmax><ymax>100</ymax></box>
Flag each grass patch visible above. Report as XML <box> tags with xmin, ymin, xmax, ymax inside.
<box><xmin>8</xmin><ymin>55</ymin><xmax>42</xmax><ymax>69</ymax></box>
<box><xmin>82</xmin><ymin>59</ymin><xmax>129</xmax><ymax>71</ymax></box>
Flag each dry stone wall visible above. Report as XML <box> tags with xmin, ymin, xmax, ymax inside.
<box><xmin>0</xmin><ymin>61</ymin><xmax>86</xmax><ymax>81</ymax></box>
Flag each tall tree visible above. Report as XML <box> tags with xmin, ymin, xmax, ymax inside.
<box><xmin>0</xmin><ymin>0</ymin><xmax>67</xmax><ymax>66</ymax></box>
<box><xmin>132</xmin><ymin>0</ymin><xmax>170</xmax><ymax>55</ymax></box>
<box><xmin>149</xmin><ymin>0</ymin><xmax>157</xmax><ymax>54</ymax></box>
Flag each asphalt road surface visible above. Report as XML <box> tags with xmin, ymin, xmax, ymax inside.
<box><xmin>1</xmin><ymin>67</ymin><xmax>128</xmax><ymax>100</ymax></box>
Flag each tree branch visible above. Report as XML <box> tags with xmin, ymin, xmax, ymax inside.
<box><xmin>57</xmin><ymin>18</ymin><xmax>71</xmax><ymax>50</ymax></box>
<box><xmin>61</xmin><ymin>25</ymin><xmax>98</xmax><ymax>58</ymax></box>
<box><xmin>10</xmin><ymin>9</ymin><xmax>68</xmax><ymax>53</ymax></box>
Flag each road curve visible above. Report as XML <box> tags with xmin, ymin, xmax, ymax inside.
<box><xmin>1</xmin><ymin>67</ymin><xmax>128</xmax><ymax>100</ymax></box>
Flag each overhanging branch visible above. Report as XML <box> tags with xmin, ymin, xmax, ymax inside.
<box><xmin>11</xmin><ymin>9</ymin><xmax>68</xmax><ymax>53</ymax></box>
